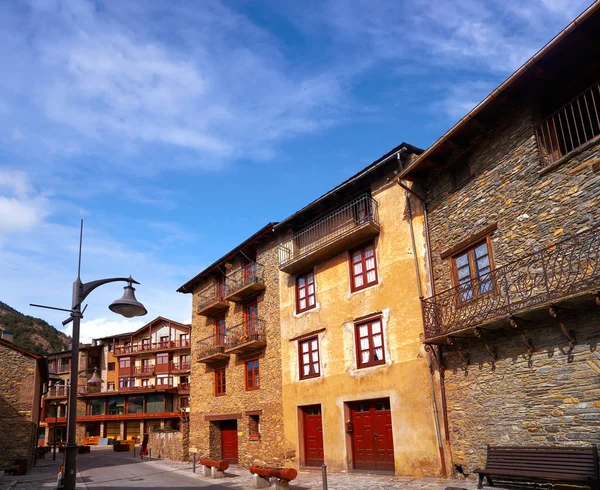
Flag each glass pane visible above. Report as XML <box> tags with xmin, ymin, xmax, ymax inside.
<box><xmin>374</xmin><ymin>348</ymin><xmax>383</xmax><ymax>361</ymax></box>
<box><xmin>455</xmin><ymin>253</ymin><xmax>469</xmax><ymax>268</ymax></box>
<box><xmin>298</xmin><ymin>277</ymin><xmax>305</xmax><ymax>287</ymax></box>
<box><xmin>360</xmin><ymin>338</ymin><xmax>369</xmax><ymax>350</ymax></box>
<box><xmin>313</xmin><ymin>362</ymin><xmax>319</xmax><ymax>373</ymax></box>
<box><xmin>128</xmin><ymin>396</ymin><xmax>144</xmax><ymax>414</ymax></box>
<box><xmin>307</xmin><ymin>284</ymin><xmax>314</xmax><ymax>295</ymax></box>
<box><xmin>307</xmin><ymin>273</ymin><xmax>313</xmax><ymax>283</ymax></box>
<box><xmin>353</xmin><ymin>263</ymin><xmax>363</xmax><ymax>274</ymax></box>
<box><xmin>474</xmin><ymin>243</ymin><xmax>489</xmax><ymax>259</ymax></box>
<box><xmin>354</xmin><ymin>275</ymin><xmax>364</xmax><ymax>287</ymax></box>
<box><xmin>353</xmin><ymin>251</ymin><xmax>362</xmax><ymax>263</ymax></box>
<box><xmin>303</xmin><ymin>365</ymin><xmax>309</xmax><ymax>375</ymax></box>
<box><xmin>302</xmin><ymin>342</ymin><xmax>308</xmax><ymax>353</ymax></box>
<box><xmin>366</xmin><ymin>270</ymin><xmax>376</xmax><ymax>283</ymax></box>
<box><xmin>365</xmin><ymin>246</ymin><xmax>374</xmax><ymax>258</ymax></box>
<box><xmin>303</xmin><ymin>353</ymin><xmax>310</xmax><ymax>364</ymax></box>
<box><xmin>371</xmin><ymin>321</ymin><xmax>381</xmax><ymax>334</ymax></box>
<box><xmin>476</xmin><ymin>255</ymin><xmax>490</xmax><ymax>271</ymax></box>
<box><xmin>308</xmin><ymin>296</ymin><xmax>315</xmax><ymax>306</ymax></box>
<box><xmin>299</xmin><ymin>288</ymin><xmax>306</xmax><ymax>299</ymax></box>
<box><xmin>359</xmin><ymin>325</ymin><xmax>368</xmax><ymax>337</ymax></box>
<box><xmin>365</xmin><ymin>257</ymin><xmax>375</xmax><ymax>270</ymax></box>
<box><xmin>457</xmin><ymin>264</ymin><xmax>471</xmax><ymax>280</ymax></box>
<box><xmin>300</xmin><ymin>299</ymin><xmax>306</xmax><ymax>309</ymax></box>
<box><xmin>372</xmin><ymin>334</ymin><xmax>382</xmax><ymax>347</ymax></box>
<box><xmin>361</xmin><ymin>351</ymin><xmax>369</xmax><ymax>363</ymax></box>
<box><xmin>312</xmin><ymin>351</ymin><xmax>319</xmax><ymax>362</ymax></box>
<box><xmin>311</xmin><ymin>339</ymin><xmax>318</xmax><ymax>350</ymax></box>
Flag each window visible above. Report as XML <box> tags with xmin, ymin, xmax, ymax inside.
<box><xmin>119</xmin><ymin>358</ymin><xmax>131</xmax><ymax>369</ymax></box>
<box><xmin>296</xmin><ymin>271</ymin><xmax>316</xmax><ymax>313</ymax></box>
<box><xmin>141</xmin><ymin>379</ymin><xmax>150</xmax><ymax>388</ymax></box>
<box><xmin>216</xmin><ymin>275</ymin><xmax>226</xmax><ymax>300</ymax></box>
<box><xmin>146</xmin><ymin>394</ymin><xmax>165</xmax><ymax>413</ymax></box>
<box><xmin>107</xmin><ymin>382</ymin><xmax>115</xmax><ymax>391</ymax></box>
<box><xmin>89</xmin><ymin>399</ymin><xmax>105</xmax><ymax>416</ymax></box>
<box><xmin>128</xmin><ymin>396</ymin><xmax>144</xmax><ymax>414</ymax></box>
<box><xmin>350</xmin><ymin>243</ymin><xmax>378</xmax><ymax>292</ymax></box>
<box><xmin>180</xmin><ymin>333</ymin><xmax>189</xmax><ymax>346</ymax></box>
<box><xmin>107</xmin><ymin>397</ymin><xmax>125</xmax><ymax>415</ymax></box>
<box><xmin>299</xmin><ymin>337</ymin><xmax>320</xmax><ymax>379</ymax></box>
<box><xmin>160</xmin><ymin>336</ymin><xmax>169</xmax><ymax>348</ymax></box>
<box><xmin>243</xmin><ymin>259</ymin><xmax>257</xmax><ymax>282</ymax></box>
<box><xmin>245</xmin><ymin>359</ymin><xmax>260</xmax><ymax>391</ymax></box>
<box><xmin>180</xmin><ymin>397</ymin><xmax>190</xmax><ymax>409</ymax></box>
<box><xmin>451</xmin><ymin>239</ymin><xmax>494</xmax><ymax>302</ymax></box>
<box><xmin>119</xmin><ymin>377</ymin><xmax>135</xmax><ymax>388</ymax></box>
<box><xmin>215</xmin><ymin>316</ymin><xmax>226</xmax><ymax>345</ymax></box>
<box><xmin>179</xmin><ymin>355</ymin><xmax>190</xmax><ymax>369</ymax></box>
<box><xmin>451</xmin><ymin>160</ymin><xmax>471</xmax><ymax>189</ymax></box>
<box><xmin>156</xmin><ymin>353</ymin><xmax>169</xmax><ymax>365</ymax></box>
<box><xmin>108</xmin><ymin>343</ymin><xmax>113</xmax><ymax>352</ymax></box>
<box><xmin>355</xmin><ymin>318</ymin><xmax>385</xmax><ymax>368</ymax></box>
<box><xmin>249</xmin><ymin>415</ymin><xmax>260</xmax><ymax>439</ymax></box>
<box><xmin>245</xmin><ymin>300</ymin><xmax>259</xmax><ymax>335</ymax></box>
<box><xmin>157</xmin><ymin>376</ymin><xmax>173</xmax><ymax>386</ymax></box>
<box><xmin>142</xmin><ymin>338</ymin><xmax>150</xmax><ymax>350</ymax></box>
<box><xmin>215</xmin><ymin>367</ymin><xmax>226</xmax><ymax>396</ymax></box>
<box><xmin>107</xmin><ymin>362</ymin><xmax>115</xmax><ymax>371</ymax></box>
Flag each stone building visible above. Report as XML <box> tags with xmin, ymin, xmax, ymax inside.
<box><xmin>0</xmin><ymin>335</ymin><xmax>48</xmax><ymax>470</ymax></box>
<box><xmin>40</xmin><ymin>317</ymin><xmax>190</xmax><ymax>444</ymax></box>
<box><xmin>178</xmin><ymin>223</ymin><xmax>285</xmax><ymax>467</ymax></box>
<box><xmin>275</xmin><ymin>144</ymin><xmax>446</xmax><ymax>476</ymax></box>
<box><xmin>399</xmin><ymin>3</ymin><xmax>600</xmax><ymax>475</ymax></box>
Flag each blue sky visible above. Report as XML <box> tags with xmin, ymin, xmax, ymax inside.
<box><xmin>0</xmin><ymin>0</ymin><xmax>592</xmax><ymax>342</ymax></box>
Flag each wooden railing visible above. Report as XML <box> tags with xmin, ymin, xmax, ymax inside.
<box><xmin>422</xmin><ymin>229</ymin><xmax>600</xmax><ymax>340</ymax></box>
<box><xmin>114</xmin><ymin>339</ymin><xmax>190</xmax><ymax>355</ymax></box>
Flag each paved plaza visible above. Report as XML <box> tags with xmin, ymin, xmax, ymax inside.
<box><xmin>0</xmin><ymin>446</ymin><xmax>505</xmax><ymax>490</ymax></box>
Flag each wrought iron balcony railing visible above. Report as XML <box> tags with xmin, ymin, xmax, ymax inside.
<box><xmin>278</xmin><ymin>193</ymin><xmax>380</xmax><ymax>273</ymax></box>
<box><xmin>196</xmin><ymin>334</ymin><xmax>229</xmax><ymax>364</ymax></box>
<box><xmin>196</xmin><ymin>280</ymin><xmax>229</xmax><ymax>316</ymax></box>
<box><xmin>422</xmin><ymin>228</ymin><xmax>600</xmax><ymax>341</ymax></box>
<box><xmin>225</xmin><ymin>318</ymin><xmax>266</xmax><ymax>353</ymax></box>
<box><xmin>224</xmin><ymin>263</ymin><xmax>266</xmax><ymax>302</ymax></box>
<box><xmin>536</xmin><ymin>81</ymin><xmax>600</xmax><ymax>168</ymax></box>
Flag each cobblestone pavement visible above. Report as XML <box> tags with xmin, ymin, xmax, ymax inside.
<box><xmin>1</xmin><ymin>447</ymin><xmax>503</xmax><ymax>489</ymax></box>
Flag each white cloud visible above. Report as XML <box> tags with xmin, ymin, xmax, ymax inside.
<box><xmin>79</xmin><ymin>317</ymin><xmax>146</xmax><ymax>344</ymax></box>
<box><xmin>0</xmin><ymin>169</ymin><xmax>50</xmax><ymax>233</ymax></box>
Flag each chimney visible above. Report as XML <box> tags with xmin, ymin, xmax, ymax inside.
<box><xmin>1</xmin><ymin>329</ymin><xmax>14</xmax><ymax>343</ymax></box>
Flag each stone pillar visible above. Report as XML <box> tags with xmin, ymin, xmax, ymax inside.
<box><xmin>211</xmin><ymin>467</ymin><xmax>225</xmax><ymax>479</ymax></box>
<box><xmin>100</xmin><ymin>422</ymin><xmax>105</xmax><ymax>438</ymax></box>
<box><xmin>120</xmin><ymin>421</ymin><xmax>125</xmax><ymax>440</ymax></box>
<box><xmin>201</xmin><ymin>465</ymin><xmax>211</xmax><ymax>477</ymax></box>
<box><xmin>252</xmin><ymin>474</ymin><xmax>270</xmax><ymax>488</ymax></box>
<box><xmin>160</xmin><ymin>419</ymin><xmax>165</xmax><ymax>429</ymax></box>
<box><xmin>139</xmin><ymin>421</ymin><xmax>145</xmax><ymax>437</ymax></box>
<box><xmin>273</xmin><ymin>480</ymin><xmax>290</xmax><ymax>490</ymax></box>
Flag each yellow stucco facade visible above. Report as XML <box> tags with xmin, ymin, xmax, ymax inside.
<box><xmin>279</xmin><ymin>172</ymin><xmax>444</xmax><ymax>476</ymax></box>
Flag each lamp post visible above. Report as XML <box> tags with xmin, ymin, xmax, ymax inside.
<box><xmin>31</xmin><ymin>221</ymin><xmax>147</xmax><ymax>490</ymax></box>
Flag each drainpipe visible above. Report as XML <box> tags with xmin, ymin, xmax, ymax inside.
<box><xmin>397</xmin><ymin>167</ymin><xmax>448</xmax><ymax>477</ymax></box>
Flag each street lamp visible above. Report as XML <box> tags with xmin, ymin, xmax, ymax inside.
<box><xmin>31</xmin><ymin>221</ymin><xmax>147</xmax><ymax>490</ymax></box>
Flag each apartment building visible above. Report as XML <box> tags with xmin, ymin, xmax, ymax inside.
<box><xmin>275</xmin><ymin>144</ymin><xmax>445</xmax><ymax>476</ymax></box>
<box><xmin>400</xmin><ymin>2</ymin><xmax>600</xmax><ymax>474</ymax></box>
<box><xmin>178</xmin><ymin>223</ymin><xmax>285</xmax><ymax>467</ymax></box>
<box><xmin>40</xmin><ymin>317</ymin><xmax>190</xmax><ymax>443</ymax></box>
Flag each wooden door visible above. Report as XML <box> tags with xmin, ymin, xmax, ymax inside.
<box><xmin>302</xmin><ymin>405</ymin><xmax>324</xmax><ymax>467</ymax></box>
<box><xmin>221</xmin><ymin>420</ymin><xmax>238</xmax><ymax>464</ymax></box>
<box><xmin>351</xmin><ymin>398</ymin><xmax>394</xmax><ymax>472</ymax></box>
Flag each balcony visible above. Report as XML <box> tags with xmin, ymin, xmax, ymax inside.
<box><xmin>422</xmin><ymin>229</ymin><xmax>600</xmax><ymax>343</ymax></box>
<box><xmin>225</xmin><ymin>318</ymin><xmax>266</xmax><ymax>355</ymax></box>
<box><xmin>196</xmin><ymin>335</ymin><xmax>229</xmax><ymax>365</ymax></box>
<box><xmin>133</xmin><ymin>365</ymin><xmax>155</xmax><ymax>377</ymax></box>
<box><xmin>224</xmin><ymin>263</ymin><xmax>266</xmax><ymax>302</ymax></box>
<box><xmin>196</xmin><ymin>283</ymin><xmax>229</xmax><ymax>317</ymax></box>
<box><xmin>278</xmin><ymin>194</ymin><xmax>380</xmax><ymax>274</ymax></box>
<box><xmin>114</xmin><ymin>339</ymin><xmax>191</xmax><ymax>356</ymax></box>
<box><xmin>46</xmin><ymin>385</ymin><xmax>69</xmax><ymax>398</ymax></box>
<box><xmin>178</xmin><ymin>382</ymin><xmax>190</xmax><ymax>394</ymax></box>
<box><xmin>536</xmin><ymin>81</ymin><xmax>600</xmax><ymax>168</ymax></box>
<box><xmin>171</xmin><ymin>362</ymin><xmax>191</xmax><ymax>373</ymax></box>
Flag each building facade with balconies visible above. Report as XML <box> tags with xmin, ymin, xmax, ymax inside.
<box><xmin>178</xmin><ymin>223</ymin><xmax>284</xmax><ymax>467</ymax></box>
<box><xmin>276</xmin><ymin>144</ymin><xmax>446</xmax><ymax>476</ymax></box>
<box><xmin>40</xmin><ymin>318</ymin><xmax>191</xmax><ymax>445</ymax></box>
<box><xmin>400</xmin><ymin>3</ymin><xmax>600</xmax><ymax>475</ymax></box>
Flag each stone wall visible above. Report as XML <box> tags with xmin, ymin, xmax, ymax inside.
<box><xmin>0</xmin><ymin>343</ymin><xmax>40</xmax><ymax>469</ymax></box>
<box><xmin>188</xmin><ymin>237</ymin><xmax>286</xmax><ymax>467</ymax></box>
<box><xmin>149</xmin><ymin>423</ymin><xmax>189</xmax><ymax>462</ymax></box>
<box><xmin>444</xmin><ymin>308</ymin><xmax>600</xmax><ymax>472</ymax></box>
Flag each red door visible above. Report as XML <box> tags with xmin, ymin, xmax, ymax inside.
<box><xmin>302</xmin><ymin>405</ymin><xmax>324</xmax><ymax>467</ymax></box>
<box><xmin>245</xmin><ymin>300</ymin><xmax>259</xmax><ymax>337</ymax></box>
<box><xmin>351</xmin><ymin>399</ymin><xmax>394</xmax><ymax>472</ymax></box>
<box><xmin>221</xmin><ymin>421</ymin><xmax>238</xmax><ymax>464</ymax></box>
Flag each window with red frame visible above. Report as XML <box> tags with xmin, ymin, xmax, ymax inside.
<box><xmin>299</xmin><ymin>336</ymin><xmax>320</xmax><ymax>379</ymax></box>
<box><xmin>350</xmin><ymin>242</ymin><xmax>378</xmax><ymax>291</ymax></box>
<box><xmin>216</xmin><ymin>275</ymin><xmax>226</xmax><ymax>300</ymax></box>
<box><xmin>245</xmin><ymin>359</ymin><xmax>260</xmax><ymax>390</ymax></box>
<box><xmin>215</xmin><ymin>315</ymin><xmax>226</xmax><ymax>345</ymax></box>
<box><xmin>141</xmin><ymin>379</ymin><xmax>150</xmax><ymax>387</ymax></box>
<box><xmin>245</xmin><ymin>300</ymin><xmax>259</xmax><ymax>336</ymax></box>
<box><xmin>180</xmin><ymin>333</ymin><xmax>189</xmax><ymax>346</ymax></box>
<box><xmin>119</xmin><ymin>358</ymin><xmax>131</xmax><ymax>369</ymax></box>
<box><xmin>215</xmin><ymin>367</ymin><xmax>226</xmax><ymax>396</ymax></box>
<box><xmin>180</xmin><ymin>397</ymin><xmax>190</xmax><ymax>409</ymax></box>
<box><xmin>296</xmin><ymin>271</ymin><xmax>316</xmax><ymax>313</ymax></box>
<box><xmin>355</xmin><ymin>317</ymin><xmax>385</xmax><ymax>368</ymax></box>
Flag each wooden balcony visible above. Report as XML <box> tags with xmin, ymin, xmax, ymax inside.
<box><xmin>196</xmin><ymin>335</ymin><xmax>229</xmax><ymax>365</ymax></box>
<box><xmin>132</xmin><ymin>365</ymin><xmax>155</xmax><ymax>377</ymax></box>
<box><xmin>278</xmin><ymin>193</ymin><xmax>380</xmax><ymax>274</ymax></box>
<box><xmin>196</xmin><ymin>283</ymin><xmax>229</xmax><ymax>317</ymax></box>
<box><xmin>177</xmin><ymin>382</ymin><xmax>190</xmax><ymax>394</ymax></box>
<box><xmin>171</xmin><ymin>362</ymin><xmax>191</xmax><ymax>373</ymax></box>
<box><xmin>45</xmin><ymin>385</ymin><xmax>69</xmax><ymax>398</ymax></box>
<box><xmin>422</xmin><ymin>228</ymin><xmax>600</xmax><ymax>345</ymax></box>
<box><xmin>225</xmin><ymin>319</ymin><xmax>266</xmax><ymax>355</ymax></box>
<box><xmin>113</xmin><ymin>339</ymin><xmax>191</xmax><ymax>356</ymax></box>
<box><xmin>224</xmin><ymin>263</ymin><xmax>266</xmax><ymax>302</ymax></box>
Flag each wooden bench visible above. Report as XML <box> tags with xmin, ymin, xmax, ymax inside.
<box><xmin>476</xmin><ymin>445</ymin><xmax>599</xmax><ymax>489</ymax></box>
